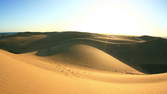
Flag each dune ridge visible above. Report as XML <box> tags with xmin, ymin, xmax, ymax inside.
<box><xmin>1</xmin><ymin>32</ymin><xmax>167</xmax><ymax>94</ymax></box>
<box><xmin>1</xmin><ymin>48</ymin><xmax>167</xmax><ymax>94</ymax></box>
<box><xmin>0</xmin><ymin>48</ymin><xmax>167</xmax><ymax>81</ymax></box>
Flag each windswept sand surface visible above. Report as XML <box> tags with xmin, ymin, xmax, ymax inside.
<box><xmin>1</xmin><ymin>32</ymin><xmax>167</xmax><ymax>94</ymax></box>
<box><xmin>1</xmin><ymin>44</ymin><xmax>167</xmax><ymax>94</ymax></box>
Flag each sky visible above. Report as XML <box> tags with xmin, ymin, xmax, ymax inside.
<box><xmin>0</xmin><ymin>0</ymin><xmax>167</xmax><ymax>37</ymax></box>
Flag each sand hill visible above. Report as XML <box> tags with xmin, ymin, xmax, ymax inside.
<box><xmin>0</xmin><ymin>32</ymin><xmax>167</xmax><ymax>94</ymax></box>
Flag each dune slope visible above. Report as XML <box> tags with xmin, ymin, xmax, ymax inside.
<box><xmin>1</xmin><ymin>32</ymin><xmax>167</xmax><ymax>94</ymax></box>
<box><xmin>0</xmin><ymin>48</ymin><xmax>167</xmax><ymax>94</ymax></box>
<box><xmin>36</xmin><ymin>44</ymin><xmax>142</xmax><ymax>74</ymax></box>
<box><xmin>1</xmin><ymin>32</ymin><xmax>167</xmax><ymax>73</ymax></box>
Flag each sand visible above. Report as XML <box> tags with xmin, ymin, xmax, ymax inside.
<box><xmin>1</xmin><ymin>44</ymin><xmax>167</xmax><ymax>94</ymax></box>
<box><xmin>1</xmin><ymin>32</ymin><xmax>167</xmax><ymax>94</ymax></box>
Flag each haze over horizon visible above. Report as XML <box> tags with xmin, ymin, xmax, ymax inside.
<box><xmin>0</xmin><ymin>0</ymin><xmax>167</xmax><ymax>37</ymax></box>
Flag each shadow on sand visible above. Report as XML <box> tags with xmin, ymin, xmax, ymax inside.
<box><xmin>1</xmin><ymin>32</ymin><xmax>167</xmax><ymax>74</ymax></box>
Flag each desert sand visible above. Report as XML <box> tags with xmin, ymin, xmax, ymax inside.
<box><xmin>0</xmin><ymin>32</ymin><xmax>167</xmax><ymax>94</ymax></box>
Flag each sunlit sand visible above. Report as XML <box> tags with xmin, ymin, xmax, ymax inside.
<box><xmin>0</xmin><ymin>32</ymin><xmax>167</xmax><ymax>94</ymax></box>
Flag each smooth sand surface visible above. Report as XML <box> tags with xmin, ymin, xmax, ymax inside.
<box><xmin>1</xmin><ymin>44</ymin><xmax>167</xmax><ymax>94</ymax></box>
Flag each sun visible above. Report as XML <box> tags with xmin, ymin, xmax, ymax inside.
<box><xmin>68</xmin><ymin>0</ymin><xmax>153</xmax><ymax>36</ymax></box>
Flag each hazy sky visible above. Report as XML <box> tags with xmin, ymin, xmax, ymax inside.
<box><xmin>0</xmin><ymin>0</ymin><xmax>167</xmax><ymax>36</ymax></box>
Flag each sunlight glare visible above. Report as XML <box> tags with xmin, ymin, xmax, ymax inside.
<box><xmin>69</xmin><ymin>0</ymin><xmax>153</xmax><ymax>35</ymax></box>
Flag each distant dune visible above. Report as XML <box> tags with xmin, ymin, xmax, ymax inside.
<box><xmin>0</xmin><ymin>31</ymin><xmax>167</xmax><ymax>94</ymax></box>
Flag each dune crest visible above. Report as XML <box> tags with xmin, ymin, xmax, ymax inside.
<box><xmin>1</xmin><ymin>32</ymin><xmax>167</xmax><ymax>94</ymax></box>
<box><xmin>40</xmin><ymin>44</ymin><xmax>142</xmax><ymax>74</ymax></box>
<box><xmin>1</xmin><ymin>49</ymin><xmax>167</xmax><ymax>94</ymax></box>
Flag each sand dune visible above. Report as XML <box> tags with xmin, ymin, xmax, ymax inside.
<box><xmin>1</xmin><ymin>32</ymin><xmax>167</xmax><ymax>94</ymax></box>
<box><xmin>1</xmin><ymin>47</ymin><xmax>167</xmax><ymax>94</ymax></box>
<box><xmin>39</xmin><ymin>44</ymin><xmax>142</xmax><ymax>74</ymax></box>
